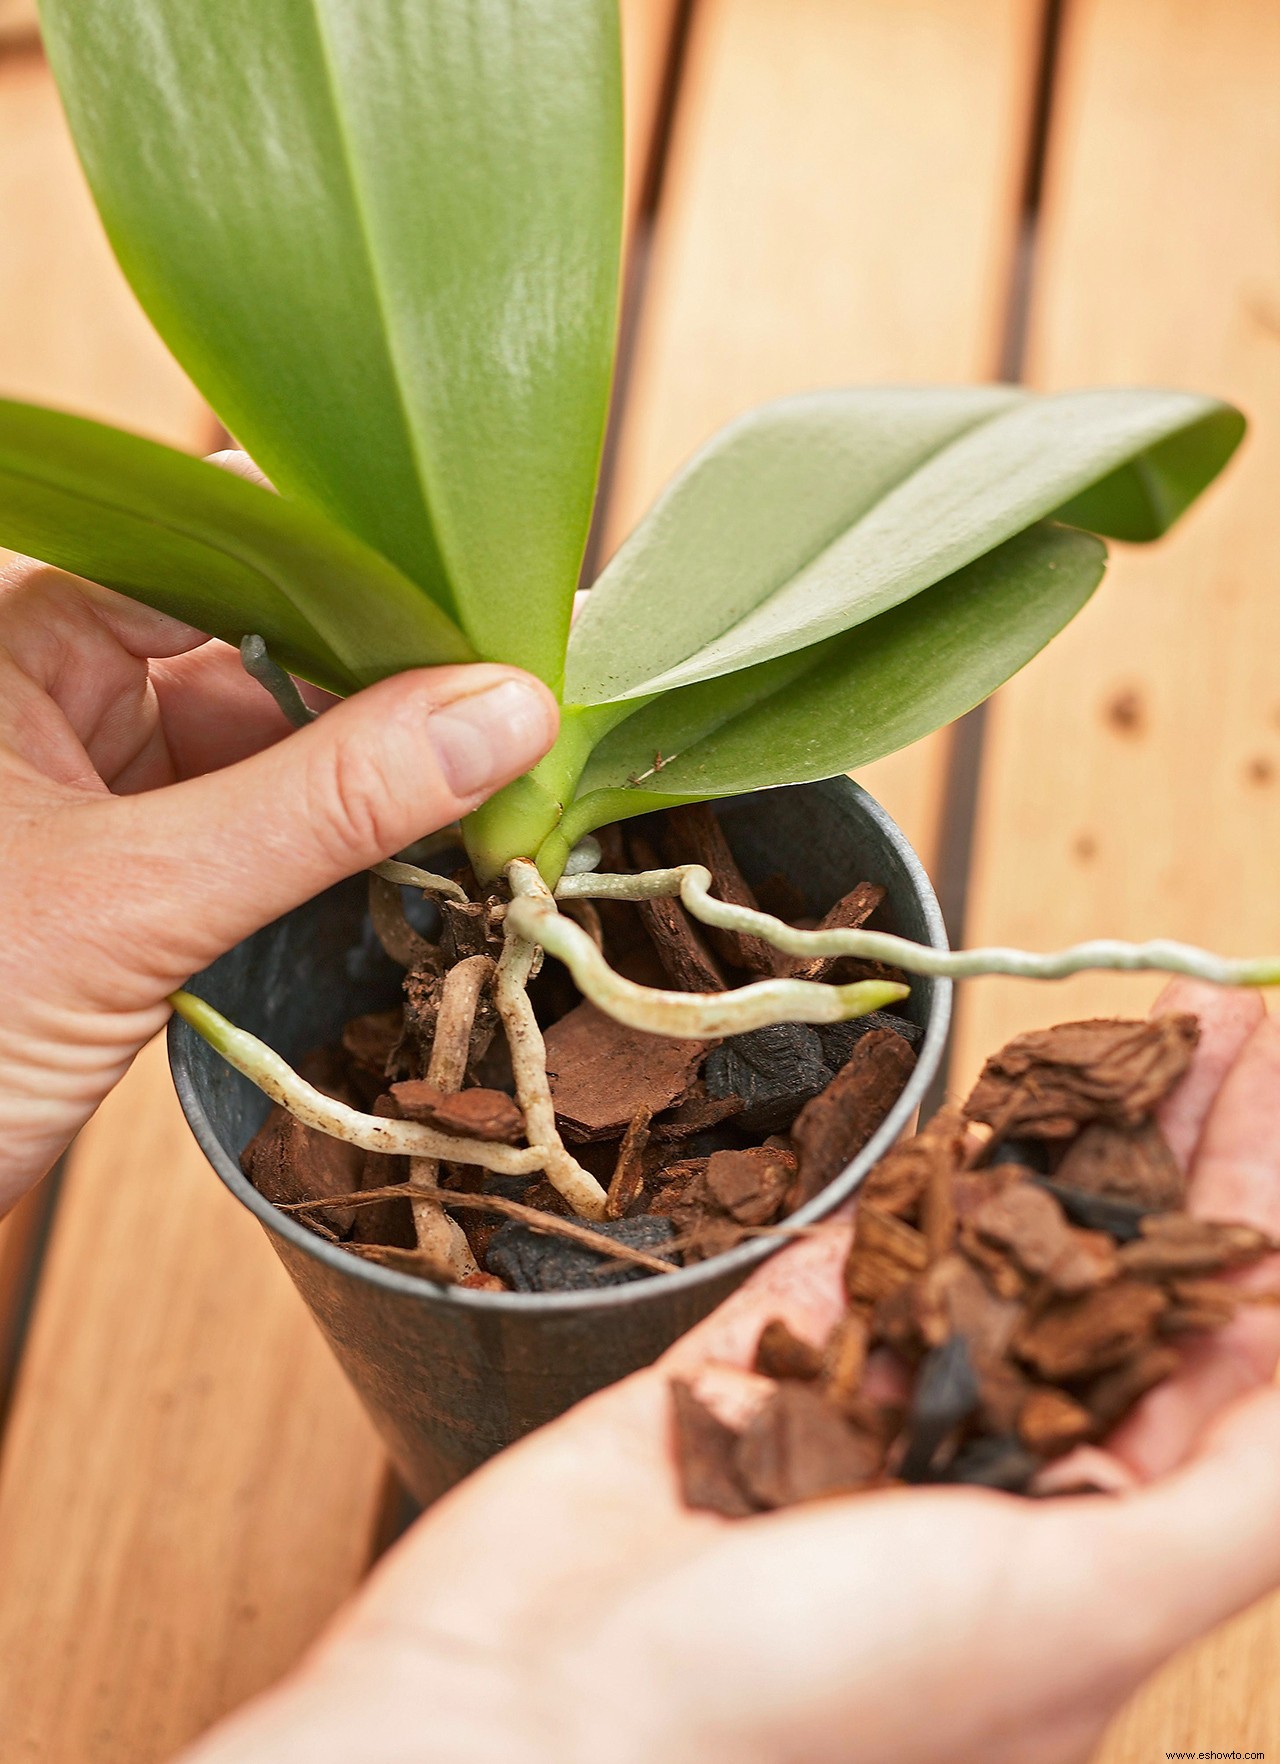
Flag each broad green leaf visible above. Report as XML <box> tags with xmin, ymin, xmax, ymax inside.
<box><xmin>567</xmin><ymin>523</ymin><xmax>1105</xmax><ymax>823</ymax></box>
<box><xmin>40</xmin><ymin>0</ymin><xmax>623</xmax><ymax>689</ymax></box>
<box><xmin>0</xmin><ymin>399</ymin><xmax>473</xmax><ymax>694</ymax></box>
<box><xmin>565</xmin><ymin>387</ymin><xmax>1243</xmax><ymax>706</ymax></box>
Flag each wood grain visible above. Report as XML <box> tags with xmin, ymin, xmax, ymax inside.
<box><xmin>948</xmin><ymin>0</ymin><xmax>1280</xmax><ymax>1753</ymax></box>
<box><xmin>602</xmin><ymin>0</ymin><xmax>1045</xmax><ymax>869</ymax></box>
<box><xmin>0</xmin><ymin>1041</ymin><xmax>390</xmax><ymax>1764</ymax></box>
<box><xmin>621</xmin><ymin>0</ymin><xmax>682</xmax><ymax>234</ymax></box>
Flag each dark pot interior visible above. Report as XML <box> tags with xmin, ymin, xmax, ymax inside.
<box><xmin>170</xmin><ymin>778</ymin><xmax>951</xmax><ymax>1505</ymax></box>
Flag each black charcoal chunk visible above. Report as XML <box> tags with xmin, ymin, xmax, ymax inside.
<box><xmin>941</xmin><ymin>1434</ymin><xmax>1039</xmax><ymax>1492</ymax></box>
<box><xmin>989</xmin><ymin>1136</ymin><xmax>1051</xmax><ymax>1173</ymax></box>
<box><xmin>897</xmin><ymin>1335</ymin><xmax>981</xmax><ymax>1483</ymax></box>
<box><xmin>817</xmin><ymin>1009</ymin><xmax>923</xmax><ymax>1072</ymax></box>
<box><xmin>1033</xmin><ymin>1177</ymin><xmax>1152</xmax><ymax>1243</ymax></box>
<box><xmin>704</xmin><ymin>1023</ymin><xmax>830</xmax><ymax>1134</ymax></box>
<box><xmin>484</xmin><ymin>1215</ymin><xmax>677</xmax><ymax>1293</ymax></box>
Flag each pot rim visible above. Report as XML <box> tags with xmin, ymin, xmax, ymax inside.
<box><xmin>169</xmin><ymin>779</ymin><xmax>951</xmax><ymax>1315</ymax></box>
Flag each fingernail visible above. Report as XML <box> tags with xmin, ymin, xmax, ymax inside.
<box><xmin>428</xmin><ymin>678</ymin><xmax>554</xmax><ymax>798</ymax></box>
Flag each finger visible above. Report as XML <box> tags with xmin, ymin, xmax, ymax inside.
<box><xmin>1112</xmin><ymin>1013</ymin><xmax>1280</xmax><ymax>1477</ymax></box>
<box><xmin>118</xmin><ymin>641</ymin><xmax>302</xmax><ymax>786</ymax></box>
<box><xmin>93</xmin><ymin>663</ymin><xmax>558</xmax><ymax>980</ymax></box>
<box><xmin>1154</xmin><ymin>978</ymin><xmax>1264</xmax><ymax>1170</ymax></box>
<box><xmin>1060</xmin><ymin>1384</ymin><xmax>1280</xmax><ymax>1666</ymax></box>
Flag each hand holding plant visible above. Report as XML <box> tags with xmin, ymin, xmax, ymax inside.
<box><xmin>0</xmin><ymin>538</ymin><xmax>556</xmax><ymax>1212</ymax></box>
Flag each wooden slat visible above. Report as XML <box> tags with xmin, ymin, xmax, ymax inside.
<box><xmin>0</xmin><ymin>1042</ymin><xmax>389</xmax><ymax>1764</ymax></box>
<box><xmin>621</xmin><ymin>0</ymin><xmax>682</xmax><ymax>234</ymax></box>
<box><xmin>603</xmin><ymin>0</ymin><xmax>1045</xmax><ymax>870</ymax></box>
<box><xmin>949</xmin><ymin>0</ymin><xmax>1280</xmax><ymax>1753</ymax></box>
<box><xmin>0</xmin><ymin>26</ymin><xmax>689</xmax><ymax>1759</ymax></box>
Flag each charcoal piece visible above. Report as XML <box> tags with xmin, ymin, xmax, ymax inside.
<box><xmin>754</xmin><ymin>1317</ymin><xmax>825</xmax><ymax>1381</ymax></box>
<box><xmin>1055</xmin><ymin>1119</ymin><xmax>1185</xmax><ymax>1210</ymax></box>
<box><xmin>1034</xmin><ymin>1178</ymin><xmax>1152</xmax><ymax>1242</ymax></box>
<box><xmin>651</xmin><ymin>1089</ymin><xmax>745</xmax><ymax>1141</ymax></box>
<box><xmin>988</xmin><ymin>1136</ymin><xmax>1051</xmax><ymax>1174</ymax></box>
<box><xmin>941</xmin><ymin>1434</ymin><xmax>1040</xmax><ymax>1492</ymax></box>
<box><xmin>817</xmin><ymin>1009</ymin><xmax>923</xmax><ymax>1072</ymax></box>
<box><xmin>670</xmin><ymin>1381</ymin><xmax>759</xmax><ymax>1519</ymax></box>
<box><xmin>704</xmin><ymin>1022</ymin><xmax>830</xmax><ymax>1135</ymax></box>
<box><xmin>791</xmin><ymin>1028</ymin><xmax>918</xmax><ymax>1207</ymax></box>
<box><xmin>733</xmin><ymin>1381</ymin><xmax>884</xmax><ymax>1508</ymax></box>
<box><xmin>964</xmin><ymin>1014</ymin><xmax>1199</xmax><ymax>1140</ymax></box>
<box><xmin>484</xmin><ymin>1215</ymin><xmax>677</xmax><ymax>1293</ymax></box>
<box><xmin>897</xmin><ymin>1335</ymin><xmax>980</xmax><ymax>1482</ymax></box>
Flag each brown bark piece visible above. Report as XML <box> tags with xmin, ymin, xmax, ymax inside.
<box><xmin>844</xmin><ymin>1203</ymin><xmax>929</xmax><ymax>1304</ymax></box>
<box><xmin>1083</xmin><ymin>1345</ymin><xmax>1182</xmax><ymax>1431</ymax></box>
<box><xmin>669</xmin><ymin>1381</ymin><xmax>758</xmax><ymax>1519</ymax></box>
<box><xmin>544</xmin><ymin>1001</ymin><xmax>711</xmax><ymax>1141</ymax></box>
<box><xmin>775</xmin><ymin>882</ymin><xmax>887</xmax><ymax>982</ymax></box>
<box><xmin>754</xmin><ymin>1317</ymin><xmax>825</xmax><ymax>1381</ymax></box>
<box><xmin>389</xmin><ymin>1081</ymin><xmax>525</xmax><ymax>1144</ymax></box>
<box><xmin>964</xmin><ymin>1013</ymin><xmax>1199</xmax><ymax>1140</ymax></box>
<box><xmin>968</xmin><ymin>1183</ymin><xmax>1119</xmax><ymax>1295</ymax></box>
<box><xmin>821</xmin><ymin>1310</ymin><xmax>872</xmax><ymax>1408</ymax></box>
<box><xmin>1159</xmin><ymin>1278</ymin><xmax>1243</xmax><ymax>1334</ymax></box>
<box><xmin>1018</xmin><ymin>1387</ymin><xmax>1095</xmax><ymax>1456</ymax></box>
<box><xmin>661</xmin><ymin>803</ymin><xmax>779</xmax><ymax>974</ymax></box>
<box><xmin>705</xmin><ymin>1145</ymin><xmax>795</xmax><ymax>1225</ymax></box>
<box><xmin>733</xmin><ymin>1381</ymin><xmax>883</xmax><ymax>1508</ymax></box>
<box><xmin>792</xmin><ymin>1029</ymin><xmax>918</xmax><ymax>1206</ymax></box>
<box><xmin>956</xmin><ymin>1224</ymin><xmax>1028</xmax><ymax>1300</ymax></box>
<box><xmin>341</xmin><ymin>1008</ymin><xmax>403</xmax><ymax>1077</ymax></box>
<box><xmin>860</xmin><ymin>1102</ymin><xmax>967</xmax><ymax>1219</ymax></box>
<box><xmin>241</xmin><ymin>1105</ymin><xmax>363</xmax><ymax>1234</ymax></box>
<box><xmin>1055</xmin><ymin>1119</ymin><xmax>1185</xmax><ymax>1209</ymax></box>
<box><xmin>606</xmin><ymin>1108</ymin><xmax>652</xmax><ymax>1220</ymax></box>
<box><xmin>1014</xmin><ymin>1280</ymin><xmax>1168</xmax><ymax>1381</ymax></box>
<box><xmin>1117</xmin><ymin>1213</ymin><xmax>1273</xmax><ymax>1278</ymax></box>
<box><xmin>651</xmin><ymin>1088</ymin><xmax>744</xmax><ymax>1141</ymax></box>
<box><xmin>630</xmin><ymin>832</ymin><xmax>727</xmax><ymax>992</ymax></box>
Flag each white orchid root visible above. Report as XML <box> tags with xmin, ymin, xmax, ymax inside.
<box><xmin>495</xmin><ymin>869</ymin><xmax>609</xmax><ymax>1220</ymax></box>
<box><xmin>407</xmin><ymin>953</ymin><xmax>491</xmax><ymax>1277</ymax></box>
<box><xmin>556</xmin><ymin>864</ymin><xmax>1280</xmax><ymax>990</ymax></box>
<box><xmin>174</xmin><ymin>840</ymin><xmax>1280</xmax><ymax>1253</ymax></box>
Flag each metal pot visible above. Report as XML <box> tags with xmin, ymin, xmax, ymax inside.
<box><xmin>169</xmin><ymin>778</ymin><xmax>950</xmax><ymax>1505</ymax></box>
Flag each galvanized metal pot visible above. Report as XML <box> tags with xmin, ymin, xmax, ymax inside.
<box><xmin>169</xmin><ymin>778</ymin><xmax>951</xmax><ymax>1505</ymax></box>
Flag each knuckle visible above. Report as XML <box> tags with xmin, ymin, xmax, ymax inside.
<box><xmin>309</xmin><ymin>729</ymin><xmax>405</xmax><ymax>864</ymax></box>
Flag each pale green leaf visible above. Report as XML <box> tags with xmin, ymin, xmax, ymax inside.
<box><xmin>40</xmin><ymin>0</ymin><xmax>623</xmax><ymax>688</ymax></box>
<box><xmin>566</xmin><ymin>523</ymin><xmax>1105</xmax><ymax>827</ymax></box>
<box><xmin>565</xmin><ymin>387</ymin><xmax>1242</xmax><ymax>705</ymax></box>
<box><xmin>0</xmin><ymin>399</ymin><xmax>473</xmax><ymax>694</ymax></box>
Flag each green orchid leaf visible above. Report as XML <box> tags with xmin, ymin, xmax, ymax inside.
<box><xmin>566</xmin><ymin>522</ymin><xmax>1106</xmax><ymax>824</ymax></box>
<box><xmin>0</xmin><ymin>399</ymin><xmax>473</xmax><ymax>694</ymax></box>
<box><xmin>40</xmin><ymin>0</ymin><xmax>623</xmax><ymax>689</ymax></box>
<box><xmin>565</xmin><ymin>387</ymin><xmax>1242</xmax><ymax>706</ymax></box>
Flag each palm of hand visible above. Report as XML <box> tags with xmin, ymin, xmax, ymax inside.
<box><xmin>194</xmin><ymin>981</ymin><xmax>1280</xmax><ymax>1764</ymax></box>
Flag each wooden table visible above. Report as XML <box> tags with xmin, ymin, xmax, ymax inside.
<box><xmin>1</xmin><ymin>2</ymin><xmax>1278</xmax><ymax>1755</ymax></box>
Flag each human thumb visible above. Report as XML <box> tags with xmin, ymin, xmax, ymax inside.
<box><xmin>101</xmin><ymin>662</ymin><xmax>558</xmax><ymax>979</ymax></box>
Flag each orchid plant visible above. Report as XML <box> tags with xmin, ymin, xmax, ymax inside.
<box><xmin>3</xmin><ymin>1</ymin><xmax>1259</xmax><ymax>1229</ymax></box>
